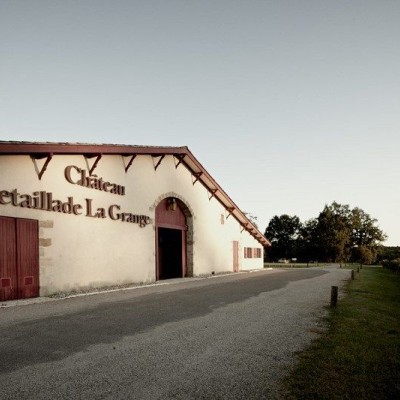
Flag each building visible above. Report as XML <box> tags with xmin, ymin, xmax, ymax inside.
<box><xmin>0</xmin><ymin>141</ymin><xmax>270</xmax><ymax>301</ymax></box>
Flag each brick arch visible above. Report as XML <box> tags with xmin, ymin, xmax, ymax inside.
<box><xmin>150</xmin><ymin>192</ymin><xmax>195</xmax><ymax>218</ymax></box>
<box><xmin>152</xmin><ymin>194</ymin><xmax>194</xmax><ymax>279</ymax></box>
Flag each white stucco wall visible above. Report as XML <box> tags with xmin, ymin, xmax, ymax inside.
<box><xmin>0</xmin><ymin>154</ymin><xmax>264</xmax><ymax>295</ymax></box>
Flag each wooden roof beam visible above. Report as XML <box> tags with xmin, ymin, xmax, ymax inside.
<box><xmin>174</xmin><ymin>154</ymin><xmax>185</xmax><ymax>169</ymax></box>
<box><xmin>153</xmin><ymin>155</ymin><xmax>165</xmax><ymax>170</ymax></box>
<box><xmin>208</xmin><ymin>189</ymin><xmax>218</xmax><ymax>200</ymax></box>
<box><xmin>31</xmin><ymin>153</ymin><xmax>53</xmax><ymax>180</ymax></box>
<box><xmin>226</xmin><ymin>207</ymin><xmax>235</xmax><ymax>219</ymax></box>
<box><xmin>192</xmin><ymin>172</ymin><xmax>203</xmax><ymax>185</ymax></box>
<box><xmin>124</xmin><ymin>154</ymin><xmax>137</xmax><ymax>173</ymax></box>
<box><xmin>84</xmin><ymin>153</ymin><xmax>102</xmax><ymax>175</ymax></box>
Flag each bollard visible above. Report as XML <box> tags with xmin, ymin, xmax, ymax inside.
<box><xmin>351</xmin><ymin>270</ymin><xmax>355</xmax><ymax>280</ymax></box>
<box><xmin>331</xmin><ymin>286</ymin><xmax>338</xmax><ymax>307</ymax></box>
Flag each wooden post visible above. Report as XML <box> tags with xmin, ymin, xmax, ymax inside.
<box><xmin>351</xmin><ymin>270</ymin><xmax>355</xmax><ymax>280</ymax></box>
<box><xmin>331</xmin><ymin>286</ymin><xmax>338</xmax><ymax>307</ymax></box>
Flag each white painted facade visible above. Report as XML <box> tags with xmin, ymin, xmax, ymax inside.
<box><xmin>0</xmin><ymin>144</ymin><xmax>269</xmax><ymax>297</ymax></box>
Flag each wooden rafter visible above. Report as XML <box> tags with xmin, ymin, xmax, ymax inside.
<box><xmin>31</xmin><ymin>153</ymin><xmax>53</xmax><ymax>180</ymax></box>
<box><xmin>192</xmin><ymin>172</ymin><xmax>203</xmax><ymax>185</ymax></box>
<box><xmin>174</xmin><ymin>154</ymin><xmax>185</xmax><ymax>169</ymax></box>
<box><xmin>208</xmin><ymin>189</ymin><xmax>218</xmax><ymax>200</ymax></box>
<box><xmin>153</xmin><ymin>155</ymin><xmax>165</xmax><ymax>170</ymax></box>
<box><xmin>124</xmin><ymin>154</ymin><xmax>136</xmax><ymax>173</ymax></box>
<box><xmin>241</xmin><ymin>223</ymin><xmax>249</xmax><ymax>233</ymax></box>
<box><xmin>84</xmin><ymin>153</ymin><xmax>102</xmax><ymax>175</ymax></box>
<box><xmin>226</xmin><ymin>207</ymin><xmax>235</xmax><ymax>219</ymax></box>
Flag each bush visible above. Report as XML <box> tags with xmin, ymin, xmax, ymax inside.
<box><xmin>382</xmin><ymin>258</ymin><xmax>400</xmax><ymax>273</ymax></box>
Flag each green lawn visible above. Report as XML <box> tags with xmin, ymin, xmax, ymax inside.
<box><xmin>264</xmin><ymin>262</ymin><xmax>325</xmax><ymax>268</ymax></box>
<box><xmin>283</xmin><ymin>266</ymin><xmax>400</xmax><ymax>399</ymax></box>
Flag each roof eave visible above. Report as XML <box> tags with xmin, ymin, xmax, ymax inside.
<box><xmin>0</xmin><ymin>140</ymin><xmax>271</xmax><ymax>247</ymax></box>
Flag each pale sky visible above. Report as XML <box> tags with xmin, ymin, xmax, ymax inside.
<box><xmin>1</xmin><ymin>0</ymin><xmax>399</xmax><ymax>245</ymax></box>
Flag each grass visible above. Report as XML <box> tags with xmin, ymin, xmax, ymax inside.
<box><xmin>264</xmin><ymin>262</ymin><xmax>326</xmax><ymax>268</ymax></box>
<box><xmin>283</xmin><ymin>266</ymin><xmax>400</xmax><ymax>399</ymax></box>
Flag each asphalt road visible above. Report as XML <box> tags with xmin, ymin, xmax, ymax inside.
<box><xmin>0</xmin><ymin>267</ymin><xmax>349</xmax><ymax>399</ymax></box>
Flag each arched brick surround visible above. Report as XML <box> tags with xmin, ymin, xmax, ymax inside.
<box><xmin>150</xmin><ymin>193</ymin><xmax>194</xmax><ymax>277</ymax></box>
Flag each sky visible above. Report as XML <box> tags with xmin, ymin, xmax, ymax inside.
<box><xmin>1</xmin><ymin>0</ymin><xmax>399</xmax><ymax>245</ymax></box>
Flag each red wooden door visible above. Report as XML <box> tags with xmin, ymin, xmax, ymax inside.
<box><xmin>155</xmin><ymin>198</ymin><xmax>186</xmax><ymax>229</ymax></box>
<box><xmin>0</xmin><ymin>216</ymin><xmax>18</xmax><ymax>301</ymax></box>
<box><xmin>233</xmin><ymin>241</ymin><xmax>239</xmax><ymax>272</ymax></box>
<box><xmin>155</xmin><ymin>198</ymin><xmax>187</xmax><ymax>280</ymax></box>
<box><xmin>0</xmin><ymin>216</ymin><xmax>39</xmax><ymax>301</ymax></box>
<box><xmin>17</xmin><ymin>219</ymin><xmax>39</xmax><ymax>299</ymax></box>
<box><xmin>181</xmin><ymin>230</ymin><xmax>187</xmax><ymax>277</ymax></box>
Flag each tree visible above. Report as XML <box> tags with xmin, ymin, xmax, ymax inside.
<box><xmin>263</xmin><ymin>202</ymin><xmax>386</xmax><ymax>265</ymax></box>
<box><xmin>264</xmin><ymin>215</ymin><xmax>301</xmax><ymax>261</ymax></box>
<box><xmin>353</xmin><ymin>245</ymin><xmax>374</xmax><ymax>265</ymax></box>
<box><xmin>350</xmin><ymin>207</ymin><xmax>386</xmax><ymax>246</ymax></box>
<box><xmin>296</xmin><ymin>218</ymin><xmax>318</xmax><ymax>262</ymax></box>
<box><xmin>376</xmin><ymin>246</ymin><xmax>400</xmax><ymax>263</ymax></box>
<box><xmin>314</xmin><ymin>202</ymin><xmax>352</xmax><ymax>263</ymax></box>
<box><xmin>350</xmin><ymin>208</ymin><xmax>386</xmax><ymax>264</ymax></box>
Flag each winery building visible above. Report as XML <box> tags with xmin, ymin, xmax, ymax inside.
<box><xmin>0</xmin><ymin>141</ymin><xmax>270</xmax><ymax>301</ymax></box>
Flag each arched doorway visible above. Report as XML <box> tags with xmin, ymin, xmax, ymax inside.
<box><xmin>155</xmin><ymin>197</ymin><xmax>188</xmax><ymax>280</ymax></box>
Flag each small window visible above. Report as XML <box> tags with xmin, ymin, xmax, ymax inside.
<box><xmin>220</xmin><ymin>214</ymin><xmax>225</xmax><ymax>225</ymax></box>
<box><xmin>244</xmin><ymin>247</ymin><xmax>262</xmax><ymax>259</ymax></box>
<box><xmin>244</xmin><ymin>247</ymin><xmax>253</xmax><ymax>258</ymax></box>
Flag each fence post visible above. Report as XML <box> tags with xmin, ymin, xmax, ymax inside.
<box><xmin>331</xmin><ymin>286</ymin><xmax>338</xmax><ymax>307</ymax></box>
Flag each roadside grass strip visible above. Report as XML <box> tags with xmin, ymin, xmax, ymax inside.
<box><xmin>264</xmin><ymin>263</ymin><xmax>327</xmax><ymax>269</ymax></box>
<box><xmin>284</xmin><ymin>266</ymin><xmax>400</xmax><ymax>400</ymax></box>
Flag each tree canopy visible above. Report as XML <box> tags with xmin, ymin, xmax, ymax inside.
<box><xmin>264</xmin><ymin>214</ymin><xmax>301</xmax><ymax>261</ymax></box>
<box><xmin>264</xmin><ymin>202</ymin><xmax>387</xmax><ymax>264</ymax></box>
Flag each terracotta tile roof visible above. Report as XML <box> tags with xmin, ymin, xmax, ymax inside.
<box><xmin>0</xmin><ymin>141</ymin><xmax>270</xmax><ymax>246</ymax></box>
